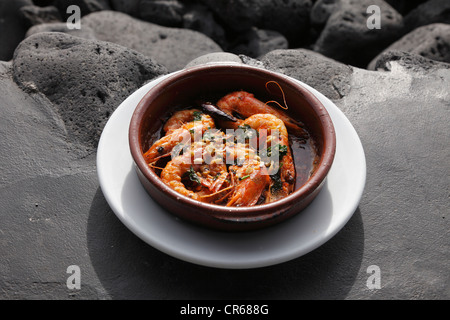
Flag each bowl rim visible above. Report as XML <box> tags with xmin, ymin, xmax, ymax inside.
<box><xmin>128</xmin><ymin>63</ymin><xmax>336</xmax><ymax>221</ymax></box>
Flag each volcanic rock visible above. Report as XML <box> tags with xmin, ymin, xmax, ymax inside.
<box><xmin>369</xmin><ymin>49</ymin><xmax>450</xmax><ymax>72</ymax></box>
<box><xmin>0</xmin><ymin>0</ymin><xmax>33</xmax><ymax>61</ymax></box>
<box><xmin>403</xmin><ymin>0</ymin><xmax>450</xmax><ymax>32</ymax></box>
<box><xmin>229</xmin><ymin>28</ymin><xmax>289</xmax><ymax>58</ymax></box>
<box><xmin>12</xmin><ymin>32</ymin><xmax>167</xmax><ymax>154</ymax></box>
<box><xmin>260</xmin><ymin>49</ymin><xmax>353</xmax><ymax>100</ymax></box>
<box><xmin>53</xmin><ymin>0</ymin><xmax>111</xmax><ymax>19</ymax></box>
<box><xmin>20</xmin><ymin>5</ymin><xmax>62</xmax><ymax>27</ymax></box>
<box><xmin>26</xmin><ymin>10</ymin><xmax>223</xmax><ymax>72</ymax></box>
<box><xmin>200</xmin><ymin>0</ymin><xmax>312</xmax><ymax>46</ymax></box>
<box><xmin>313</xmin><ymin>0</ymin><xmax>404</xmax><ymax>67</ymax></box>
<box><xmin>368</xmin><ymin>23</ymin><xmax>450</xmax><ymax>70</ymax></box>
<box><xmin>139</xmin><ymin>0</ymin><xmax>185</xmax><ymax>27</ymax></box>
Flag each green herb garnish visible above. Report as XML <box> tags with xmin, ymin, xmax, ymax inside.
<box><xmin>266</xmin><ymin>143</ymin><xmax>288</xmax><ymax>158</ymax></box>
<box><xmin>188</xmin><ymin>166</ymin><xmax>201</xmax><ymax>184</ymax></box>
<box><xmin>193</xmin><ymin>111</ymin><xmax>203</xmax><ymax>121</ymax></box>
<box><xmin>270</xmin><ymin>170</ymin><xmax>282</xmax><ymax>194</ymax></box>
<box><xmin>239</xmin><ymin>174</ymin><xmax>251</xmax><ymax>181</ymax></box>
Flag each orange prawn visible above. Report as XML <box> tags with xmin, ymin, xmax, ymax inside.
<box><xmin>215</xmin><ymin>91</ymin><xmax>307</xmax><ymax>137</ymax></box>
<box><xmin>160</xmin><ymin>151</ymin><xmax>230</xmax><ymax>203</ymax></box>
<box><xmin>143</xmin><ymin>110</ymin><xmax>215</xmax><ymax>164</ymax></box>
<box><xmin>226</xmin><ymin>159</ymin><xmax>270</xmax><ymax>207</ymax></box>
<box><xmin>241</xmin><ymin>114</ymin><xmax>296</xmax><ymax>203</ymax></box>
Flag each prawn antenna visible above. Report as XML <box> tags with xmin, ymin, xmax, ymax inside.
<box><xmin>264</xmin><ymin>81</ymin><xmax>289</xmax><ymax>110</ymax></box>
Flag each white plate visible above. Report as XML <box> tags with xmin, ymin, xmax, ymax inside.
<box><xmin>96</xmin><ymin>68</ymin><xmax>366</xmax><ymax>269</ymax></box>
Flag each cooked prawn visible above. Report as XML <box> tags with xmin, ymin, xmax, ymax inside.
<box><xmin>216</xmin><ymin>91</ymin><xmax>307</xmax><ymax>137</ymax></box>
<box><xmin>242</xmin><ymin>114</ymin><xmax>296</xmax><ymax>203</ymax></box>
<box><xmin>160</xmin><ymin>151</ymin><xmax>229</xmax><ymax>203</ymax></box>
<box><xmin>226</xmin><ymin>160</ymin><xmax>270</xmax><ymax>207</ymax></box>
<box><xmin>143</xmin><ymin>110</ymin><xmax>215</xmax><ymax>163</ymax></box>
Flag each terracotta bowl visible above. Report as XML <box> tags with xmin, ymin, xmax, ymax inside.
<box><xmin>129</xmin><ymin>64</ymin><xmax>336</xmax><ymax>232</ymax></box>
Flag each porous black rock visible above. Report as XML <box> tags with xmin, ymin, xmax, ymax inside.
<box><xmin>369</xmin><ymin>49</ymin><xmax>450</xmax><ymax>72</ymax></box>
<box><xmin>26</xmin><ymin>10</ymin><xmax>223</xmax><ymax>72</ymax></box>
<box><xmin>53</xmin><ymin>0</ymin><xmax>111</xmax><ymax>19</ymax></box>
<box><xmin>19</xmin><ymin>4</ymin><xmax>62</xmax><ymax>27</ymax></box>
<box><xmin>200</xmin><ymin>0</ymin><xmax>312</xmax><ymax>46</ymax></box>
<box><xmin>229</xmin><ymin>28</ymin><xmax>289</xmax><ymax>58</ymax></box>
<box><xmin>139</xmin><ymin>0</ymin><xmax>184</xmax><ymax>27</ymax></box>
<box><xmin>259</xmin><ymin>49</ymin><xmax>353</xmax><ymax>100</ymax></box>
<box><xmin>182</xmin><ymin>3</ymin><xmax>226</xmax><ymax>49</ymax></box>
<box><xmin>310</xmin><ymin>0</ymin><xmax>340</xmax><ymax>27</ymax></box>
<box><xmin>313</xmin><ymin>0</ymin><xmax>404</xmax><ymax>67</ymax></box>
<box><xmin>109</xmin><ymin>0</ymin><xmax>140</xmax><ymax>17</ymax></box>
<box><xmin>0</xmin><ymin>0</ymin><xmax>33</xmax><ymax>61</ymax></box>
<box><xmin>368</xmin><ymin>23</ymin><xmax>450</xmax><ymax>70</ymax></box>
<box><xmin>384</xmin><ymin>0</ymin><xmax>428</xmax><ymax>15</ymax></box>
<box><xmin>26</xmin><ymin>22</ymin><xmax>98</xmax><ymax>40</ymax></box>
<box><xmin>403</xmin><ymin>0</ymin><xmax>450</xmax><ymax>33</ymax></box>
<box><xmin>13</xmin><ymin>32</ymin><xmax>168</xmax><ymax>154</ymax></box>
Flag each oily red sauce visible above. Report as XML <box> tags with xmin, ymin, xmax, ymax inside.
<box><xmin>289</xmin><ymin>135</ymin><xmax>319</xmax><ymax>190</ymax></box>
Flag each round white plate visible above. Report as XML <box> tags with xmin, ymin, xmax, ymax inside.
<box><xmin>97</xmin><ymin>67</ymin><xmax>366</xmax><ymax>269</ymax></box>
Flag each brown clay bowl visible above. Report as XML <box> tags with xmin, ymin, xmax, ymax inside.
<box><xmin>129</xmin><ymin>64</ymin><xmax>336</xmax><ymax>232</ymax></box>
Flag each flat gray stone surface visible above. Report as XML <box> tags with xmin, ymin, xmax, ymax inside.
<box><xmin>1</xmin><ymin>45</ymin><xmax>449</xmax><ymax>301</ymax></box>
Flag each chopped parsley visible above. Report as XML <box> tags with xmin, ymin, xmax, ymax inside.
<box><xmin>193</xmin><ymin>111</ymin><xmax>203</xmax><ymax>121</ymax></box>
<box><xmin>270</xmin><ymin>170</ymin><xmax>282</xmax><ymax>194</ymax></box>
<box><xmin>188</xmin><ymin>166</ymin><xmax>201</xmax><ymax>184</ymax></box>
<box><xmin>266</xmin><ymin>143</ymin><xmax>288</xmax><ymax>158</ymax></box>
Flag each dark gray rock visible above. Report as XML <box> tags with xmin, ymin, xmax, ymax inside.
<box><xmin>259</xmin><ymin>49</ymin><xmax>353</xmax><ymax>100</ymax></box>
<box><xmin>54</xmin><ymin>0</ymin><xmax>110</xmax><ymax>19</ymax></box>
<box><xmin>182</xmin><ymin>3</ymin><xmax>226</xmax><ymax>48</ymax></box>
<box><xmin>0</xmin><ymin>0</ymin><xmax>33</xmax><ymax>61</ymax></box>
<box><xmin>258</xmin><ymin>0</ymin><xmax>313</xmax><ymax>46</ymax></box>
<box><xmin>384</xmin><ymin>0</ymin><xmax>428</xmax><ymax>15</ymax></box>
<box><xmin>139</xmin><ymin>0</ymin><xmax>184</xmax><ymax>27</ymax></box>
<box><xmin>368</xmin><ymin>23</ymin><xmax>450</xmax><ymax>70</ymax></box>
<box><xmin>82</xmin><ymin>11</ymin><xmax>223</xmax><ymax>72</ymax></box>
<box><xmin>109</xmin><ymin>0</ymin><xmax>140</xmax><ymax>17</ymax></box>
<box><xmin>25</xmin><ymin>10</ymin><xmax>223</xmax><ymax>72</ymax></box>
<box><xmin>26</xmin><ymin>22</ymin><xmax>98</xmax><ymax>40</ymax></box>
<box><xmin>369</xmin><ymin>49</ymin><xmax>450</xmax><ymax>72</ymax></box>
<box><xmin>199</xmin><ymin>0</ymin><xmax>259</xmax><ymax>33</ymax></box>
<box><xmin>200</xmin><ymin>0</ymin><xmax>312</xmax><ymax>45</ymax></box>
<box><xmin>313</xmin><ymin>0</ymin><xmax>404</xmax><ymax>67</ymax></box>
<box><xmin>0</xmin><ymin>60</ymin><xmax>107</xmax><ymax>298</ymax></box>
<box><xmin>404</xmin><ymin>0</ymin><xmax>450</xmax><ymax>32</ymax></box>
<box><xmin>332</xmin><ymin>60</ymin><xmax>450</xmax><ymax>300</ymax></box>
<box><xmin>13</xmin><ymin>32</ymin><xmax>167</xmax><ymax>154</ymax></box>
<box><xmin>19</xmin><ymin>5</ymin><xmax>62</xmax><ymax>26</ymax></box>
<box><xmin>310</xmin><ymin>0</ymin><xmax>340</xmax><ymax>26</ymax></box>
<box><xmin>0</xmin><ymin>61</ymin><xmax>71</xmax><ymax>185</ymax></box>
<box><xmin>229</xmin><ymin>28</ymin><xmax>289</xmax><ymax>58</ymax></box>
